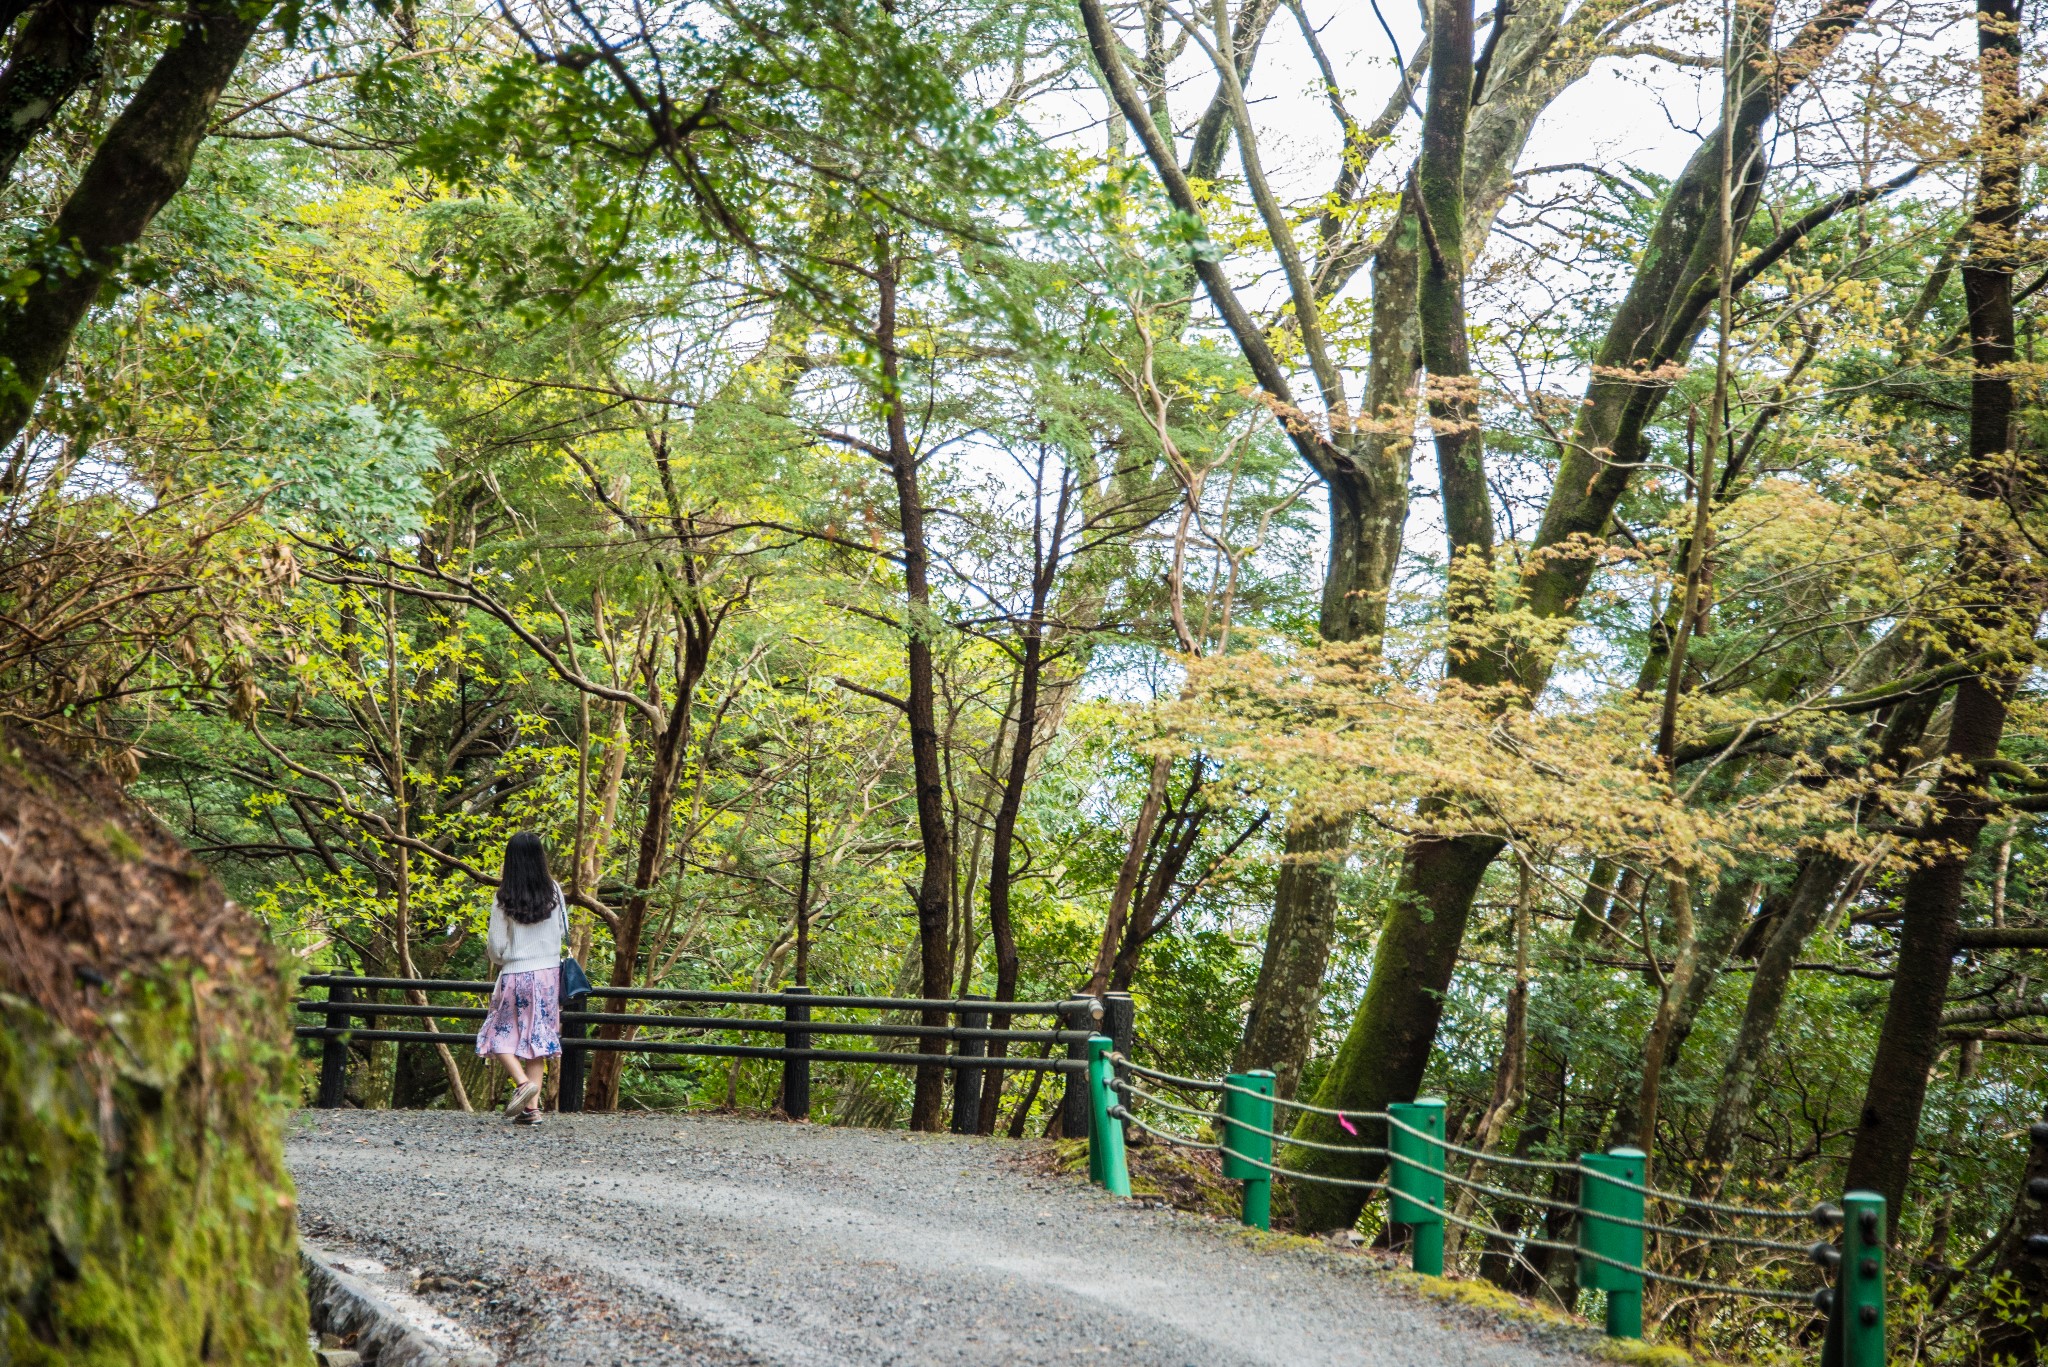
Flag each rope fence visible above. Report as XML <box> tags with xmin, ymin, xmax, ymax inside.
<box><xmin>1089</xmin><ymin>1049</ymin><xmax>1890</xmax><ymax>1366</ymax></box>
<box><xmin>1120</xmin><ymin>1058</ymin><xmax>1226</xmax><ymax>1094</ymax></box>
<box><xmin>1234</xmin><ymin>1081</ymin><xmax>1835</xmax><ymax>1223</ymax></box>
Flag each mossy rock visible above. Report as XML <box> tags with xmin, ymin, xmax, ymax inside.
<box><xmin>0</xmin><ymin>735</ymin><xmax>310</xmax><ymax>1364</ymax></box>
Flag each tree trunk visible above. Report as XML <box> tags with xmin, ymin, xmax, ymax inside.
<box><xmin>1485</xmin><ymin>896</ymin><xmax>1609</xmax><ymax>1296</ymax></box>
<box><xmin>1095</xmin><ymin>0</ymin><xmax>1608</xmax><ymax>1103</ymax></box>
<box><xmin>1281</xmin><ymin>0</ymin><xmax>1492</xmax><ymax>1231</ymax></box>
<box><xmin>1004</xmin><ymin>1048</ymin><xmax>1049</xmax><ymax>1138</ymax></box>
<box><xmin>978</xmin><ymin>626</ymin><xmax>1047</xmax><ymax>1132</ymax></box>
<box><xmin>583</xmin><ymin>684</ymin><xmax>694</xmax><ymax>1110</ymax></box>
<box><xmin>392</xmin><ymin>809</ymin><xmax>472</xmax><ymax>1112</ymax></box>
<box><xmin>1630</xmin><ymin>869</ymin><xmax>1697</xmax><ymax>1157</ymax></box>
<box><xmin>1975</xmin><ymin>1098</ymin><xmax>2048</xmax><ymax>1363</ymax></box>
<box><xmin>1233</xmin><ymin>206</ymin><xmax>1417</xmax><ymax>1095</ymax></box>
<box><xmin>1843</xmin><ymin>0</ymin><xmax>2029</xmax><ymax>1221</ymax></box>
<box><xmin>1513</xmin><ymin>0</ymin><xmax>1862</xmax><ymax>647</ymax></box>
<box><xmin>1696</xmin><ymin>687</ymin><xmax>1939</xmax><ymax>1182</ymax></box>
<box><xmin>1613</xmin><ymin>875</ymin><xmax>1750</xmax><ymax>1152</ymax></box>
<box><xmin>1237</xmin><ymin>816</ymin><xmax>1343</xmax><ymax>1099</ymax></box>
<box><xmin>1286</xmin><ymin>830</ymin><xmax>1503</xmax><ymax>1230</ymax></box>
<box><xmin>1108</xmin><ymin>776</ymin><xmax>1217</xmax><ymax>992</ymax></box>
<box><xmin>1235</xmin><ymin>0</ymin><xmax>1604</xmax><ymax>1090</ymax></box>
<box><xmin>1086</xmin><ymin>753</ymin><xmax>1170</xmax><ymax>998</ymax></box>
<box><xmin>1844</xmin><ymin>681</ymin><xmax>2012</xmax><ymax>1217</ymax></box>
<box><xmin>1665</xmin><ymin>877</ymin><xmax>1754</xmax><ymax>1057</ymax></box>
<box><xmin>1693</xmin><ymin>857</ymin><xmax>1845</xmax><ymax>1184</ymax></box>
<box><xmin>382</xmin><ymin>590</ymin><xmax>472</xmax><ymax>1112</ymax></box>
<box><xmin>1446</xmin><ymin>859</ymin><xmax>1530</xmax><ymax>1258</ymax></box>
<box><xmin>0</xmin><ymin>0</ymin><xmax>269</xmax><ymax>451</ymax></box>
<box><xmin>1316</xmin><ymin>206</ymin><xmax>1420</xmax><ymax>645</ymax></box>
<box><xmin>1413</xmin><ymin>0</ymin><xmax>1490</xmax><ymax>589</ymax></box>
<box><xmin>582</xmin><ymin>700</ymin><xmax>630</xmax><ymax>893</ymax></box>
<box><xmin>0</xmin><ymin>0</ymin><xmax>105</xmax><ymax>189</ymax></box>
<box><xmin>1477</xmin><ymin>1060</ymin><xmax>1564</xmax><ymax>1296</ymax></box>
<box><xmin>875</xmin><ymin>231</ymin><xmax>956</xmax><ymax>1133</ymax></box>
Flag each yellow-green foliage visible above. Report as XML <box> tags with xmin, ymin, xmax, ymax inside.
<box><xmin>1593</xmin><ymin>1339</ymin><xmax>1710</xmax><ymax>1367</ymax></box>
<box><xmin>0</xmin><ymin>971</ymin><xmax>310</xmax><ymax>1365</ymax></box>
<box><xmin>1399</xmin><ymin>1271</ymin><xmax>1717</xmax><ymax>1367</ymax></box>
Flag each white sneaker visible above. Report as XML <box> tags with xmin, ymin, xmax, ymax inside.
<box><xmin>504</xmin><ymin>1081</ymin><xmax>540</xmax><ymax>1116</ymax></box>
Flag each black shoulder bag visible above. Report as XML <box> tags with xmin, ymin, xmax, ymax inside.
<box><xmin>556</xmin><ymin>890</ymin><xmax>593</xmax><ymax>1004</ymax></box>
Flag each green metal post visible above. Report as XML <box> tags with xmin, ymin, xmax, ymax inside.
<box><xmin>1220</xmin><ymin>1069</ymin><xmax>1276</xmax><ymax>1230</ymax></box>
<box><xmin>1086</xmin><ymin>1036</ymin><xmax>1130</xmax><ymax>1198</ymax></box>
<box><xmin>1086</xmin><ymin>1039</ymin><xmax>1105</xmax><ymax>1185</ymax></box>
<box><xmin>1578</xmin><ymin>1147</ymin><xmax>1647</xmax><ymax>1339</ymax></box>
<box><xmin>1241</xmin><ymin>1165</ymin><xmax>1272</xmax><ymax>1231</ymax></box>
<box><xmin>1838</xmin><ymin>1190</ymin><xmax>1885</xmax><ymax>1367</ymax></box>
<box><xmin>1389</xmin><ymin>1099</ymin><xmax>1447</xmax><ymax>1276</ymax></box>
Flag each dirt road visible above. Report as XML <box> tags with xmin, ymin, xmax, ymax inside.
<box><xmin>287</xmin><ymin>1109</ymin><xmax>1603</xmax><ymax>1367</ymax></box>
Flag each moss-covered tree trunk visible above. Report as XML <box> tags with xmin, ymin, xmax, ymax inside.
<box><xmin>0</xmin><ymin>735</ymin><xmax>310</xmax><ymax>1364</ymax></box>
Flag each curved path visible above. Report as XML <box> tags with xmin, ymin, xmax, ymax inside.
<box><xmin>288</xmin><ymin>1110</ymin><xmax>1605</xmax><ymax>1367</ymax></box>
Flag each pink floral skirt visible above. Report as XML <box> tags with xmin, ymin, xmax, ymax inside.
<box><xmin>474</xmin><ymin>968</ymin><xmax>562</xmax><ymax>1060</ymax></box>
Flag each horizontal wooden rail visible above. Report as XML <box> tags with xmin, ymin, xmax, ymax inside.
<box><xmin>292</xmin><ymin>1025</ymin><xmax>1084</xmax><ymax>1072</ymax></box>
<box><xmin>292</xmin><ymin>998</ymin><xmax>1090</xmax><ymax>1045</ymax></box>
<box><xmin>298</xmin><ymin>974</ymin><xmax>1068</xmax><ymax>1015</ymax></box>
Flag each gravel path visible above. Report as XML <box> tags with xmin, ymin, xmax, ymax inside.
<box><xmin>288</xmin><ymin>1110</ymin><xmax>1605</xmax><ymax>1367</ymax></box>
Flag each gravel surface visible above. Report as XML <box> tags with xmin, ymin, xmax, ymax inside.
<box><xmin>288</xmin><ymin>1110</ymin><xmax>1606</xmax><ymax>1367</ymax></box>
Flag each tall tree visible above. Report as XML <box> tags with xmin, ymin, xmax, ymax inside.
<box><xmin>1286</xmin><ymin>0</ymin><xmax>1877</xmax><ymax>1230</ymax></box>
<box><xmin>1844</xmin><ymin>0</ymin><xmax>2035</xmax><ymax>1219</ymax></box>
<box><xmin>978</xmin><ymin>457</ymin><xmax>1070</xmax><ymax>1128</ymax></box>
<box><xmin>874</xmin><ymin>228</ymin><xmax>958</xmax><ymax>1132</ymax></box>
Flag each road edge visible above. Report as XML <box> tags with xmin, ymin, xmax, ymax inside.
<box><xmin>302</xmin><ymin>1236</ymin><xmax>496</xmax><ymax>1367</ymax></box>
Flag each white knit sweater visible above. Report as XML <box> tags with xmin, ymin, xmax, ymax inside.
<box><xmin>486</xmin><ymin>884</ymin><xmax>565</xmax><ymax>977</ymax></box>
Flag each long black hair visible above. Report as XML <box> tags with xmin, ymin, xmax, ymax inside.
<box><xmin>498</xmin><ymin>831</ymin><xmax>557</xmax><ymax>925</ymax></box>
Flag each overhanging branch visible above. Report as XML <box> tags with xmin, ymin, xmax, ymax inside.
<box><xmin>1672</xmin><ymin>654</ymin><xmax>1994</xmax><ymax>765</ymax></box>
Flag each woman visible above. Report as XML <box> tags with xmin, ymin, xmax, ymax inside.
<box><xmin>475</xmin><ymin>831</ymin><xmax>565</xmax><ymax>1124</ymax></box>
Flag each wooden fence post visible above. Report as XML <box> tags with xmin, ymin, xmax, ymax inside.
<box><xmin>315</xmin><ymin>979</ymin><xmax>353</xmax><ymax>1109</ymax></box>
<box><xmin>1101</xmin><ymin>991</ymin><xmax>1135</xmax><ymax>1056</ymax></box>
<box><xmin>1058</xmin><ymin>998</ymin><xmax>1099</xmax><ymax>1140</ymax></box>
<box><xmin>951</xmin><ymin>995</ymin><xmax>988</xmax><ymax>1135</ymax></box>
<box><xmin>559</xmin><ymin>981</ymin><xmax>591</xmax><ymax>1113</ymax></box>
<box><xmin>1101</xmin><ymin>991</ymin><xmax>1134</xmax><ymax>1140</ymax></box>
<box><xmin>780</xmin><ymin>986</ymin><xmax>812</xmax><ymax>1120</ymax></box>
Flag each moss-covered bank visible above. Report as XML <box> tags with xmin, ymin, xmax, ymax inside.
<box><xmin>0</xmin><ymin>736</ymin><xmax>310</xmax><ymax>1365</ymax></box>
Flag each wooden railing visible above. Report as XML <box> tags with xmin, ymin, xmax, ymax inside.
<box><xmin>296</xmin><ymin>975</ymin><xmax>1135</xmax><ymax>1134</ymax></box>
